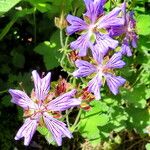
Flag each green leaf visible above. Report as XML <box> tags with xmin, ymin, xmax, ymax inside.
<box><xmin>48</xmin><ymin>0</ymin><xmax>73</xmax><ymax>14</ymax></box>
<box><xmin>34</xmin><ymin>31</ymin><xmax>62</xmax><ymax>70</ymax></box>
<box><xmin>72</xmin><ymin>0</ymin><xmax>84</xmax><ymax>16</ymax></box>
<box><xmin>8</xmin><ymin>73</ymin><xmax>32</xmax><ymax>93</ymax></box>
<box><xmin>146</xmin><ymin>143</ymin><xmax>150</xmax><ymax>150</ymax></box>
<box><xmin>125</xmin><ymin>107</ymin><xmax>150</xmax><ymax>134</ymax></box>
<box><xmin>121</xmin><ymin>84</ymin><xmax>147</xmax><ymax>108</ymax></box>
<box><xmin>37</xmin><ymin>126</ymin><xmax>48</xmax><ymax>136</ymax></box>
<box><xmin>12</xmin><ymin>52</ymin><xmax>25</xmax><ymax>68</ymax></box>
<box><xmin>1</xmin><ymin>95</ymin><xmax>13</xmax><ymax>107</ymax></box>
<box><xmin>37</xmin><ymin>126</ymin><xmax>55</xmax><ymax>145</ymax></box>
<box><xmin>137</xmin><ymin>14</ymin><xmax>150</xmax><ymax>54</ymax></box>
<box><xmin>78</xmin><ymin>101</ymin><xmax>109</xmax><ymax>146</ymax></box>
<box><xmin>17</xmin><ymin>107</ymin><xmax>23</xmax><ymax>121</ymax></box>
<box><xmin>0</xmin><ymin>0</ymin><xmax>21</xmax><ymax>16</ymax></box>
<box><xmin>28</xmin><ymin>0</ymin><xmax>73</xmax><ymax>14</ymax></box>
<box><xmin>97</xmin><ymin>97</ymin><xmax>129</xmax><ymax>140</ymax></box>
<box><xmin>27</xmin><ymin>0</ymin><xmax>51</xmax><ymax>13</ymax></box>
<box><xmin>0</xmin><ymin>8</ymin><xmax>34</xmax><ymax>40</ymax></box>
<box><xmin>137</xmin><ymin>14</ymin><xmax>150</xmax><ymax>36</ymax></box>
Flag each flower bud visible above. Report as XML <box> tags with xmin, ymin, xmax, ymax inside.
<box><xmin>55</xmin><ymin>11</ymin><xmax>67</xmax><ymax>30</ymax></box>
<box><xmin>55</xmin><ymin>76</ymin><xmax>71</xmax><ymax>96</ymax></box>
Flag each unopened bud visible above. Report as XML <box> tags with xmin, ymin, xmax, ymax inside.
<box><xmin>69</xmin><ymin>51</ymin><xmax>79</xmax><ymax>62</ymax></box>
<box><xmin>55</xmin><ymin>76</ymin><xmax>71</xmax><ymax>96</ymax></box>
<box><xmin>55</xmin><ymin>11</ymin><xmax>67</xmax><ymax>30</ymax></box>
<box><xmin>52</xmin><ymin>112</ymin><xmax>62</xmax><ymax>119</ymax></box>
<box><xmin>80</xmin><ymin>102</ymin><xmax>91</xmax><ymax>111</ymax></box>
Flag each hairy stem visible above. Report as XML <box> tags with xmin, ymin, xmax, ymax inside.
<box><xmin>66</xmin><ymin>110</ymin><xmax>70</xmax><ymax>128</ymax></box>
<box><xmin>60</xmin><ymin>29</ymin><xmax>64</xmax><ymax>47</ymax></box>
<box><xmin>71</xmin><ymin>108</ymin><xmax>82</xmax><ymax>131</ymax></box>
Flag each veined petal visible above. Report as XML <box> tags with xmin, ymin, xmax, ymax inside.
<box><xmin>105</xmin><ymin>74</ymin><xmax>126</xmax><ymax>95</ymax></box>
<box><xmin>84</xmin><ymin>0</ymin><xmax>106</xmax><ymax>23</ymax></box>
<box><xmin>108</xmin><ymin>3</ymin><xmax>126</xmax><ymax>37</ymax></box>
<box><xmin>131</xmin><ymin>34</ymin><xmax>138</xmax><ymax>48</ymax></box>
<box><xmin>66</xmin><ymin>14</ymin><xmax>88</xmax><ymax>35</ymax></box>
<box><xmin>43</xmin><ymin>112</ymin><xmax>72</xmax><ymax>146</ymax></box>
<box><xmin>109</xmin><ymin>25</ymin><xmax>126</xmax><ymax>37</ymax></box>
<box><xmin>15</xmin><ymin>118</ymin><xmax>38</xmax><ymax>146</ymax></box>
<box><xmin>91</xmin><ymin>44</ymin><xmax>103</xmax><ymax>64</ymax></box>
<box><xmin>105</xmin><ymin>52</ymin><xmax>126</xmax><ymax>69</ymax></box>
<box><xmin>94</xmin><ymin>34</ymin><xmax>118</xmax><ymax>56</ymax></box>
<box><xmin>47</xmin><ymin>89</ymin><xmax>81</xmax><ymax>111</ymax></box>
<box><xmin>9</xmin><ymin>89</ymin><xmax>37</xmax><ymax>109</ymax></box>
<box><xmin>70</xmin><ymin>34</ymin><xmax>90</xmax><ymax>57</ymax></box>
<box><xmin>73</xmin><ymin>60</ymin><xmax>97</xmax><ymax>77</ymax></box>
<box><xmin>87</xmin><ymin>74</ymin><xmax>102</xmax><ymax>100</ymax></box>
<box><xmin>121</xmin><ymin>40</ymin><xmax>132</xmax><ymax>57</ymax></box>
<box><xmin>98</xmin><ymin>5</ymin><xmax>125</xmax><ymax>29</ymax></box>
<box><xmin>32</xmin><ymin>70</ymin><xmax>51</xmax><ymax>101</ymax></box>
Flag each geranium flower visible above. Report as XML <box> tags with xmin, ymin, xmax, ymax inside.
<box><xmin>110</xmin><ymin>3</ymin><xmax>138</xmax><ymax>56</ymax></box>
<box><xmin>66</xmin><ymin>0</ymin><xmax>125</xmax><ymax>56</ymax></box>
<box><xmin>73</xmin><ymin>51</ymin><xmax>126</xmax><ymax>99</ymax></box>
<box><xmin>9</xmin><ymin>70</ymin><xmax>81</xmax><ymax>146</ymax></box>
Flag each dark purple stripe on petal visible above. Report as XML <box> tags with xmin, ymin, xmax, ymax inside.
<box><xmin>70</xmin><ymin>34</ymin><xmax>90</xmax><ymax>57</ymax></box>
<box><xmin>43</xmin><ymin>113</ymin><xmax>72</xmax><ymax>146</ymax></box>
<box><xmin>9</xmin><ymin>89</ymin><xmax>37</xmax><ymax>109</ymax></box>
<box><xmin>73</xmin><ymin>59</ymin><xmax>97</xmax><ymax>77</ymax></box>
<box><xmin>94</xmin><ymin>34</ymin><xmax>118</xmax><ymax>56</ymax></box>
<box><xmin>15</xmin><ymin>118</ymin><xmax>38</xmax><ymax>146</ymax></box>
<box><xmin>105</xmin><ymin>52</ymin><xmax>126</xmax><ymax>69</ymax></box>
<box><xmin>121</xmin><ymin>40</ymin><xmax>132</xmax><ymax>57</ymax></box>
<box><xmin>32</xmin><ymin>70</ymin><xmax>51</xmax><ymax>101</ymax></box>
<box><xmin>84</xmin><ymin>0</ymin><xmax>106</xmax><ymax>23</ymax></box>
<box><xmin>47</xmin><ymin>89</ymin><xmax>81</xmax><ymax>111</ymax></box>
<box><xmin>66</xmin><ymin>14</ymin><xmax>88</xmax><ymax>35</ymax></box>
<box><xmin>105</xmin><ymin>74</ymin><xmax>126</xmax><ymax>95</ymax></box>
<box><xmin>98</xmin><ymin>5</ymin><xmax>125</xmax><ymax>29</ymax></box>
<box><xmin>87</xmin><ymin>74</ymin><xmax>102</xmax><ymax>100</ymax></box>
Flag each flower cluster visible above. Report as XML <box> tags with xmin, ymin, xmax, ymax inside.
<box><xmin>66</xmin><ymin>0</ymin><xmax>124</xmax><ymax>56</ymax></box>
<box><xmin>9</xmin><ymin>0</ymin><xmax>137</xmax><ymax>147</ymax></box>
<box><xmin>110</xmin><ymin>7</ymin><xmax>138</xmax><ymax>56</ymax></box>
<box><xmin>66</xmin><ymin>0</ymin><xmax>137</xmax><ymax>99</ymax></box>
<box><xmin>9</xmin><ymin>70</ymin><xmax>81</xmax><ymax>146</ymax></box>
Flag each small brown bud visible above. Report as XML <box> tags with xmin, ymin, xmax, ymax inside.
<box><xmin>69</xmin><ymin>50</ymin><xmax>80</xmax><ymax>62</ymax></box>
<box><xmin>55</xmin><ymin>77</ymin><xmax>71</xmax><ymax>96</ymax></box>
<box><xmin>81</xmin><ymin>87</ymin><xmax>95</xmax><ymax>102</ymax></box>
<box><xmin>55</xmin><ymin>11</ymin><xmax>67</xmax><ymax>30</ymax></box>
<box><xmin>52</xmin><ymin>112</ymin><xmax>62</xmax><ymax>119</ymax></box>
<box><xmin>80</xmin><ymin>102</ymin><xmax>91</xmax><ymax>111</ymax></box>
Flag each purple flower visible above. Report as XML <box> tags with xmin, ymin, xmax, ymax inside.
<box><xmin>66</xmin><ymin>0</ymin><xmax>125</xmax><ymax>56</ymax></box>
<box><xmin>110</xmin><ymin>3</ymin><xmax>138</xmax><ymax>56</ymax></box>
<box><xmin>121</xmin><ymin>39</ymin><xmax>132</xmax><ymax>57</ymax></box>
<box><xmin>84</xmin><ymin>0</ymin><xmax>106</xmax><ymax>23</ymax></box>
<box><xmin>73</xmin><ymin>52</ymin><xmax>126</xmax><ymax>99</ymax></box>
<box><xmin>9</xmin><ymin>70</ymin><xmax>81</xmax><ymax>146</ymax></box>
<box><xmin>93</xmin><ymin>34</ymin><xmax>118</xmax><ymax>56</ymax></box>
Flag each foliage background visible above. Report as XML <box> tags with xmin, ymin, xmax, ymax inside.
<box><xmin>0</xmin><ymin>0</ymin><xmax>150</xmax><ymax>149</ymax></box>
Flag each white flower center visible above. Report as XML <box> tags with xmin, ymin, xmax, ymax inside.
<box><xmin>97</xmin><ymin>65</ymin><xmax>104</xmax><ymax>79</ymax></box>
<box><xmin>88</xmin><ymin>24</ymin><xmax>96</xmax><ymax>36</ymax></box>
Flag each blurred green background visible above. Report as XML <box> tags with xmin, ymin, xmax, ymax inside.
<box><xmin>0</xmin><ymin>0</ymin><xmax>150</xmax><ymax>149</ymax></box>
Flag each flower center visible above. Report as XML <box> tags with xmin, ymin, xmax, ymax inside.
<box><xmin>97</xmin><ymin>65</ymin><xmax>104</xmax><ymax>78</ymax></box>
<box><xmin>88</xmin><ymin>24</ymin><xmax>96</xmax><ymax>36</ymax></box>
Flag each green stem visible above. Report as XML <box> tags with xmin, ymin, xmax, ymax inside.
<box><xmin>109</xmin><ymin>0</ymin><xmax>112</xmax><ymax>11</ymax></box>
<box><xmin>72</xmin><ymin>108</ymin><xmax>82</xmax><ymax>130</ymax></box>
<box><xmin>60</xmin><ymin>29</ymin><xmax>64</xmax><ymax>47</ymax></box>
<box><xmin>33</xmin><ymin>7</ymin><xmax>37</xmax><ymax>44</ymax></box>
<box><xmin>72</xmin><ymin>77</ymin><xmax>77</xmax><ymax>88</ymax></box>
<box><xmin>0</xmin><ymin>90</ymin><xmax>8</xmax><ymax>94</ymax></box>
<box><xmin>64</xmin><ymin>35</ymin><xmax>69</xmax><ymax>48</ymax></box>
<box><xmin>65</xmin><ymin>110</ymin><xmax>70</xmax><ymax>128</ymax></box>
